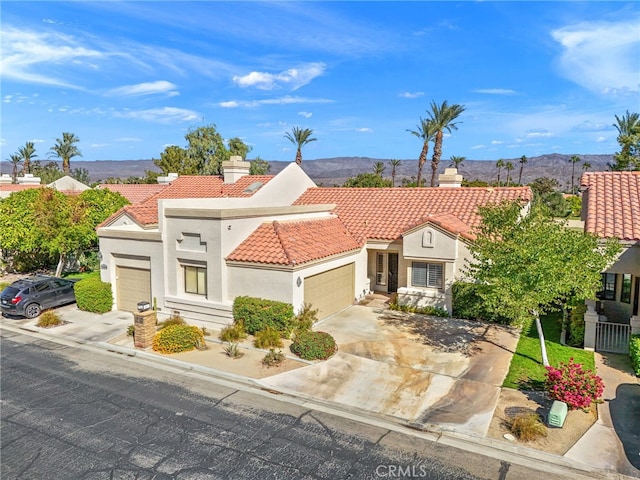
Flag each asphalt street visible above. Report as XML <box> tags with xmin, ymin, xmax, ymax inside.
<box><xmin>0</xmin><ymin>330</ymin><xmax>611</xmax><ymax>480</ymax></box>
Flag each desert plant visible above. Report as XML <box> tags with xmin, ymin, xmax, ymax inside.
<box><xmin>509</xmin><ymin>413</ymin><xmax>548</xmax><ymax>442</ymax></box>
<box><xmin>254</xmin><ymin>326</ymin><xmax>284</xmax><ymax>349</ymax></box>
<box><xmin>262</xmin><ymin>348</ymin><xmax>285</xmax><ymax>367</ymax></box>
<box><xmin>223</xmin><ymin>342</ymin><xmax>243</xmax><ymax>359</ymax></box>
<box><xmin>630</xmin><ymin>335</ymin><xmax>640</xmax><ymax>376</ymax></box>
<box><xmin>233</xmin><ymin>296</ymin><xmax>295</xmax><ymax>335</ymax></box>
<box><xmin>290</xmin><ymin>330</ymin><xmax>337</xmax><ymax>360</ymax></box>
<box><xmin>293</xmin><ymin>302</ymin><xmax>318</xmax><ymax>333</ymax></box>
<box><xmin>74</xmin><ymin>277</ymin><xmax>113</xmax><ymax>313</ymax></box>
<box><xmin>158</xmin><ymin>314</ymin><xmax>186</xmax><ymax>329</ymax></box>
<box><xmin>545</xmin><ymin>358</ymin><xmax>604</xmax><ymax>410</ymax></box>
<box><xmin>152</xmin><ymin>324</ymin><xmax>204</xmax><ymax>354</ymax></box>
<box><xmin>37</xmin><ymin>310</ymin><xmax>62</xmax><ymax>328</ymax></box>
<box><xmin>127</xmin><ymin>324</ymin><xmax>135</xmax><ymax>337</ymax></box>
<box><xmin>219</xmin><ymin>323</ymin><xmax>247</xmax><ymax>342</ymax></box>
<box><xmin>567</xmin><ymin>304</ymin><xmax>586</xmax><ymax>347</ymax></box>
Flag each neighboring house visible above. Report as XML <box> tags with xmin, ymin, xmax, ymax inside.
<box><xmin>581</xmin><ymin>171</ymin><xmax>640</xmax><ymax>323</ymax></box>
<box><xmin>0</xmin><ymin>174</ymin><xmax>89</xmax><ymax>198</ymax></box>
<box><xmin>95</xmin><ymin>183</ymin><xmax>169</xmax><ymax>205</ymax></box>
<box><xmin>97</xmin><ymin>157</ymin><xmax>532</xmax><ymax>327</ymax></box>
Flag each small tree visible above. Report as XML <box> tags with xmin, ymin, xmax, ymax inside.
<box><xmin>343</xmin><ymin>173</ymin><xmax>392</xmax><ymax>188</ymax></box>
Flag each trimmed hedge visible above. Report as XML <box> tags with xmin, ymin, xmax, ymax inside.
<box><xmin>74</xmin><ymin>277</ymin><xmax>113</xmax><ymax>313</ymax></box>
<box><xmin>631</xmin><ymin>335</ymin><xmax>640</xmax><ymax>376</ymax></box>
<box><xmin>152</xmin><ymin>324</ymin><xmax>204</xmax><ymax>354</ymax></box>
<box><xmin>232</xmin><ymin>296</ymin><xmax>294</xmax><ymax>335</ymax></box>
<box><xmin>290</xmin><ymin>331</ymin><xmax>337</xmax><ymax>360</ymax></box>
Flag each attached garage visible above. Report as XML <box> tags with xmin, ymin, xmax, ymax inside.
<box><xmin>304</xmin><ymin>263</ymin><xmax>355</xmax><ymax>319</ymax></box>
<box><xmin>116</xmin><ymin>266</ymin><xmax>151</xmax><ymax>312</ymax></box>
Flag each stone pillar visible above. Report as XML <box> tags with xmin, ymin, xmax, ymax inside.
<box><xmin>631</xmin><ymin>316</ymin><xmax>640</xmax><ymax>336</ymax></box>
<box><xmin>583</xmin><ymin>300</ymin><xmax>598</xmax><ymax>351</ymax></box>
<box><xmin>134</xmin><ymin>310</ymin><xmax>157</xmax><ymax>349</ymax></box>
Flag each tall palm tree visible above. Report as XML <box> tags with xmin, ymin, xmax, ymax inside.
<box><xmin>611</xmin><ymin>111</ymin><xmax>640</xmax><ymax>171</ymax></box>
<box><xmin>505</xmin><ymin>161</ymin><xmax>514</xmax><ymax>186</ymax></box>
<box><xmin>372</xmin><ymin>161</ymin><xmax>385</xmax><ymax>177</ymax></box>
<box><xmin>582</xmin><ymin>161</ymin><xmax>592</xmax><ymax>172</ymax></box>
<box><xmin>569</xmin><ymin>155</ymin><xmax>581</xmax><ymax>194</ymax></box>
<box><xmin>517</xmin><ymin>155</ymin><xmax>527</xmax><ymax>185</ymax></box>
<box><xmin>18</xmin><ymin>141</ymin><xmax>38</xmax><ymax>175</ymax></box>
<box><xmin>284</xmin><ymin>127</ymin><xmax>316</xmax><ymax>165</ymax></box>
<box><xmin>407</xmin><ymin>117</ymin><xmax>436</xmax><ymax>187</ymax></box>
<box><xmin>448</xmin><ymin>155</ymin><xmax>466</xmax><ymax>170</ymax></box>
<box><xmin>427</xmin><ymin>100</ymin><xmax>466</xmax><ymax>187</ymax></box>
<box><xmin>8</xmin><ymin>153</ymin><xmax>22</xmax><ymax>183</ymax></box>
<box><xmin>389</xmin><ymin>159</ymin><xmax>401</xmax><ymax>187</ymax></box>
<box><xmin>495</xmin><ymin>159</ymin><xmax>505</xmax><ymax>186</ymax></box>
<box><xmin>49</xmin><ymin>132</ymin><xmax>82</xmax><ymax>175</ymax></box>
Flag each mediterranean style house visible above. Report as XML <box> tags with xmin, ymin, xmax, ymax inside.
<box><xmin>581</xmin><ymin>171</ymin><xmax>640</xmax><ymax>324</ymax></box>
<box><xmin>97</xmin><ymin>159</ymin><xmax>532</xmax><ymax>327</ymax></box>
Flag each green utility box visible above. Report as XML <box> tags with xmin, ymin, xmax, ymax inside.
<box><xmin>548</xmin><ymin>400</ymin><xmax>568</xmax><ymax>427</ymax></box>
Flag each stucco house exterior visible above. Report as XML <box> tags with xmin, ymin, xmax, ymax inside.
<box><xmin>581</xmin><ymin>171</ymin><xmax>640</xmax><ymax>324</ymax></box>
<box><xmin>97</xmin><ymin>158</ymin><xmax>532</xmax><ymax>328</ymax></box>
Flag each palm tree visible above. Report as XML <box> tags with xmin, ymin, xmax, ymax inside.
<box><xmin>49</xmin><ymin>132</ymin><xmax>82</xmax><ymax>175</ymax></box>
<box><xmin>448</xmin><ymin>155</ymin><xmax>466</xmax><ymax>170</ymax></box>
<box><xmin>18</xmin><ymin>141</ymin><xmax>38</xmax><ymax>175</ymax></box>
<box><xmin>569</xmin><ymin>155</ymin><xmax>581</xmax><ymax>194</ymax></box>
<box><xmin>8</xmin><ymin>153</ymin><xmax>22</xmax><ymax>183</ymax></box>
<box><xmin>611</xmin><ymin>110</ymin><xmax>640</xmax><ymax>170</ymax></box>
<box><xmin>505</xmin><ymin>161</ymin><xmax>514</xmax><ymax>186</ymax></box>
<box><xmin>495</xmin><ymin>159</ymin><xmax>505</xmax><ymax>186</ymax></box>
<box><xmin>389</xmin><ymin>159</ymin><xmax>401</xmax><ymax>187</ymax></box>
<box><xmin>582</xmin><ymin>161</ymin><xmax>592</xmax><ymax>172</ymax></box>
<box><xmin>284</xmin><ymin>127</ymin><xmax>316</xmax><ymax>165</ymax></box>
<box><xmin>407</xmin><ymin>117</ymin><xmax>436</xmax><ymax>187</ymax></box>
<box><xmin>427</xmin><ymin>100</ymin><xmax>466</xmax><ymax>187</ymax></box>
<box><xmin>373</xmin><ymin>161</ymin><xmax>386</xmax><ymax>177</ymax></box>
<box><xmin>517</xmin><ymin>155</ymin><xmax>527</xmax><ymax>185</ymax></box>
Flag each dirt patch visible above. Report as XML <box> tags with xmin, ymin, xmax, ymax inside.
<box><xmin>488</xmin><ymin>388</ymin><xmax>597</xmax><ymax>455</ymax></box>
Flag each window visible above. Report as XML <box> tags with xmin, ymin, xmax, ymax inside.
<box><xmin>185</xmin><ymin>265</ymin><xmax>207</xmax><ymax>295</ymax></box>
<box><xmin>411</xmin><ymin>262</ymin><xmax>443</xmax><ymax>289</ymax></box>
<box><xmin>376</xmin><ymin>253</ymin><xmax>386</xmax><ymax>285</ymax></box>
<box><xmin>601</xmin><ymin>273</ymin><xmax>616</xmax><ymax>300</ymax></box>
<box><xmin>621</xmin><ymin>274</ymin><xmax>632</xmax><ymax>304</ymax></box>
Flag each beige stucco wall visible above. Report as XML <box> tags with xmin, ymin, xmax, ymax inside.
<box><xmin>600</xmin><ymin>244</ymin><xmax>639</xmax><ymax>323</ymax></box>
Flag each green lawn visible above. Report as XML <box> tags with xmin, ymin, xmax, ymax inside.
<box><xmin>503</xmin><ymin>311</ymin><xmax>595</xmax><ymax>390</ymax></box>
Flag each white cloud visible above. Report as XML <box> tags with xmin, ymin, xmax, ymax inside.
<box><xmin>471</xmin><ymin>144</ymin><xmax>487</xmax><ymax>150</ymax></box>
<box><xmin>596</xmin><ymin>136</ymin><xmax>607</xmax><ymax>142</ymax></box>
<box><xmin>571</xmin><ymin>120</ymin><xmax>610</xmax><ymax>132</ymax></box>
<box><xmin>525</xmin><ymin>129</ymin><xmax>554</xmax><ymax>138</ymax></box>
<box><xmin>107</xmin><ymin>81</ymin><xmax>179</xmax><ymax>97</ymax></box>
<box><xmin>218</xmin><ymin>95</ymin><xmax>333</xmax><ymax>108</ymax></box>
<box><xmin>551</xmin><ymin>18</ymin><xmax>640</xmax><ymax>94</ymax></box>
<box><xmin>298</xmin><ymin>111</ymin><xmax>312</xmax><ymax>118</ymax></box>
<box><xmin>356</xmin><ymin>128</ymin><xmax>373</xmax><ymax>133</ymax></box>
<box><xmin>491</xmin><ymin>140</ymin><xmax>504</xmax><ymax>145</ymax></box>
<box><xmin>232</xmin><ymin>62</ymin><xmax>326</xmax><ymax>91</ymax></box>
<box><xmin>399</xmin><ymin>91</ymin><xmax>424</xmax><ymax>99</ymax></box>
<box><xmin>90</xmin><ymin>143</ymin><xmax>109</xmax><ymax>148</ymax></box>
<box><xmin>115</xmin><ymin>137</ymin><xmax>142</xmax><ymax>142</ymax></box>
<box><xmin>114</xmin><ymin>107</ymin><xmax>200</xmax><ymax>123</ymax></box>
<box><xmin>473</xmin><ymin>89</ymin><xmax>517</xmax><ymax>95</ymax></box>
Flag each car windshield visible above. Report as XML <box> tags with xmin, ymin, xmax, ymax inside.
<box><xmin>1</xmin><ymin>287</ymin><xmax>20</xmax><ymax>297</ymax></box>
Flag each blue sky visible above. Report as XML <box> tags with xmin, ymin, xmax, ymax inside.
<box><xmin>1</xmin><ymin>1</ymin><xmax>639</xmax><ymax>167</ymax></box>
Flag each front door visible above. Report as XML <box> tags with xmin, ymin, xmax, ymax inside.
<box><xmin>387</xmin><ymin>253</ymin><xmax>398</xmax><ymax>293</ymax></box>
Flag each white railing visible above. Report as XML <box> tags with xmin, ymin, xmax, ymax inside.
<box><xmin>595</xmin><ymin>321</ymin><xmax>631</xmax><ymax>354</ymax></box>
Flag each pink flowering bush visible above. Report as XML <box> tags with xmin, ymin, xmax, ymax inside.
<box><xmin>545</xmin><ymin>358</ymin><xmax>604</xmax><ymax>410</ymax></box>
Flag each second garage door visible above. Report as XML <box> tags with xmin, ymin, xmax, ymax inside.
<box><xmin>304</xmin><ymin>263</ymin><xmax>354</xmax><ymax>319</ymax></box>
<box><xmin>116</xmin><ymin>266</ymin><xmax>151</xmax><ymax>312</ymax></box>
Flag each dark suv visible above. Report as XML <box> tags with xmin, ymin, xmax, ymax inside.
<box><xmin>1</xmin><ymin>275</ymin><xmax>78</xmax><ymax>319</ymax></box>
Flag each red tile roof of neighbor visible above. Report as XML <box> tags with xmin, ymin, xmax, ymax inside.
<box><xmin>581</xmin><ymin>171</ymin><xmax>640</xmax><ymax>241</ymax></box>
<box><xmin>227</xmin><ymin>217</ymin><xmax>362</xmax><ymax>266</ymax></box>
<box><xmin>107</xmin><ymin>175</ymin><xmax>274</xmax><ymax>226</ymax></box>
<box><xmin>293</xmin><ymin>187</ymin><xmax>533</xmax><ymax>241</ymax></box>
<box><xmin>96</xmin><ymin>184</ymin><xmax>168</xmax><ymax>204</ymax></box>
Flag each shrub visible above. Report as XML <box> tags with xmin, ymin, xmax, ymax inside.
<box><xmin>509</xmin><ymin>413</ymin><xmax>547</xmax><ymax>442</ymax></box>
<box><xmin>158</xmin><ymin>314</ymin><xmax>186</xmax><ymax>329</ymax></box>
<box><xmin>294</xmin><ymin>302</ymin><xmax>318</xmax><ymax>333</ymax></box>
<box><xmin>74</xmin><ymin>277</ymin><xmax>113</xmax><ymax>313</ymax></box>
<box><xmin>262</xmin><ymin>348</ymin><xmax>285</xmax><ymax>367</ymax></box>
<box><xmin>630</xmin><ymin>335</ymin><xmax>640</xmax><ymax>376</ymax></box>
<box><xmin>545</xmin><ymin>358</ymin><xmax>604</xmax><ymax>410</ymax></box>
<box><xmin>127</xmin><ymin>324</ymin><xmax>135</xmax><ymax>337</ymax></box>
<box><xmin>37</xmin><ymin>311</ymin><xmax>62</xmax><ymax>328</ymax></box>
<box><xmin>254</xmin><ymin>326</ymin><xmax>284</xmax><ymax>349</ymax></box>
<box><xmin>232</xmin><ymin>296</ymin><xmax>294</xmax><ymax>335</ymax></box>
<box><xmin>566</xmin><ymin>304</ymin><xmax>586</xmax><ymax>347</ymax></box>
<box><xmin>223</xmin><ymin>342</ymin><xmax>243</xmax><ymax>359</ymax></box>
<box><xmin>451</xmin><ymin>282</ymin><xmax>513</xmax><ymax>324</ymax></box>
<box><xmin>152</xmin><ymin>324</ymin><xmax>204</xmax><ymax>354</ymax></box>
<box><xmin>389</xmin><ymin>302</ymin><xmax>449</xmax><ymax>318</ymax></box>
<box><xmin>219</xmin><ymin>323</ymin><xmax>247</xmax><ymax>342</ymax></box>
<box><xmin>290</xmin><ymin>331</ymin><xmax>337</xmax><ymax>361</ymax></box>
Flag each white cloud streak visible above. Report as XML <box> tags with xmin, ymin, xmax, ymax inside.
<box><xmin>233</xmin><ymin>63</ymin><xmax>326</xmax><ymax>91</ymax></box>
<box><xmin>114</xmin><ymin>107</ymin><xmax>200</xmax><ymax>123</ymax></box>
<box><xmin>107</xmin><ymin>81</ymin><xmax>179</xmax><ymax>97</ymax></box>
<box><xmin>218</xmin><ymin>95</ymin><xmax>333</xmax><ymax>108</ymax></box>
<box><xmin>473</xmin><ymin>89</ymin><xmax>517</xmax><ymax>95</ymax></box>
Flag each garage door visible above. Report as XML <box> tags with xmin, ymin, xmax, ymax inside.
<box><xmin>304</xmin><ymin>263</ymin><xmax>354</xmax><ymax>319</ymax></box>
<box><xmin>116</xmin><ymin>266</ymin><xmax>151</xmax><ymax>312</ymax></box>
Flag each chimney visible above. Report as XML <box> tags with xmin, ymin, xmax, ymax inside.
<box><xmin>17</xmin><ymin>174</ymin><xmax>41</xmax><ymax>185</ymax></box>
<box><xmin>222</xmin><ymin>156</ymin><xmax>250</xmax><ymax>184</ymax></box>
<box><xmin>157</xmin><ymin>172</ymin><xmax>178</xmax><ymax>184</ymax></box>
<box><xmin>438</xmin><ymin>168</ymin><xmax>463</xmax><ymax>188</ymax></box>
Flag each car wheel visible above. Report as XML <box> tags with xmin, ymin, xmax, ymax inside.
<box><xmin>24</xmin><ymin>303</ymin><xmax>42</xmax><ymax>319</ymax></box>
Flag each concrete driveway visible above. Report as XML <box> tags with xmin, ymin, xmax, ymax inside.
<box><xmin>261</xmin><ymin>304</ymin><xmax>520</xmax><ymax>436</ymax></box>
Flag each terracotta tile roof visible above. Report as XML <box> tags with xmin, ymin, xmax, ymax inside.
<box><xmin>227</xmin><ymin>217</ymin><xmax>362</xmax><ymax>265</ymax></box>
<box><xmin>0</xmin><ymin>184</ymin><xmax>41</xmax><ymax>194</ymax></box>
<box><xmin>424</xmin><ymin>213</ymin><xmax>475</xmax><ymax>240</ymax></box>
<box><xmin>581</xmin><ymin>171</ymin><xmax>640</xmax><ymax>241</ymax></box>
<box><xmin>96</xmin><ymin>184</ymin><xmax>168</xmax><ymax>204</ymax></box>
<box><xmin>294</xmin><ymin>187</ymin><xmax>532</xmax><ymax>241</ymax></box>
<box><xmin>106</xmin><ymin>174</ymin><xmax>275</xmax><ymax>226</ymax></box>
